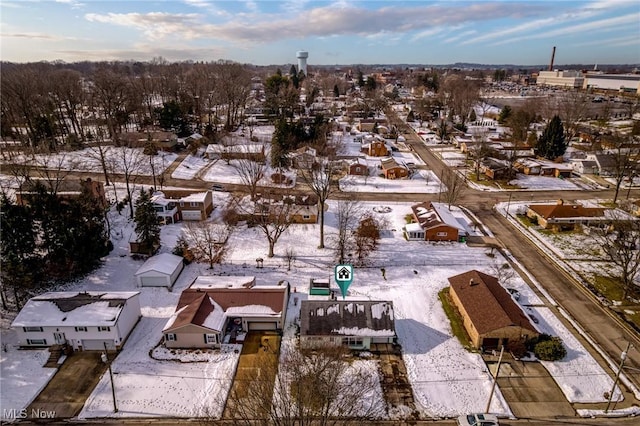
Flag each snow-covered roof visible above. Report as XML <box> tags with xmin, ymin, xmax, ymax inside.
<box><xmin>164</xmin><ymin>284</ymin><xmax>287</xmax><ymax>333</ymax></box>
<box><xmin>135</xmin><ymin>253</ymin><xmax>183</xmax><ymax>276</ymax></box>
<box><xmin>12</xmin><ymin>291</ymin><xmax>139</xmax><ymax>327</ymax></box>
<box><xmin>190</xmin><ymin>275</ymin><xmax>256</xmax><ymax>289</ymax></box>
<box><xmin>180</xmin><ymin>192</ymin><xmax>208</xmax><ymax>203</ymax></box>
<box><xmin>405</xmin><ymin>223</ymin><xmax>423</xmax><ymax>233</ymax></box>
<box><xmin>412</xmin><ymin>201</ymin><xmax>465</xmax><ymax>234</ymax></box>
<box><xmin>300</xmin><ymin>300</ymin><xmax>396</xmax><ymax>338</ymax></box>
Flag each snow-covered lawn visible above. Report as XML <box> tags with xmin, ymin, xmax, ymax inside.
<box><xmin>531</xmin><ymin>307</ymin><xmax>621</xmax><ymax>404</ymax></box>
<box><xmin>3</xmin><ymin>147</ymin><xmax>177</xmax><ymax>177</ymax></box>
<box><xmin>509</xmin><ymin>175</ymin><xmax>582</xmax><ymax>190</ymax></box>
<box><xmin>79</xmin><ymin>316</ymin><xmax>239</xmax><ymax>418</ymax></box>
<box><xmin>339</xmin><ymin>171</ymin><xmax>441</xmax><ymax>193</ymax></box>
<box><xmin>0</xmin><ymin>333</ymin><xmax>56</xmax><ymax>420</ymax></box>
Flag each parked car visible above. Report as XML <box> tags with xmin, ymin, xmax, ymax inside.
<box><xmin>211</xmin><ymin>183</ymin><xmax>226</xmax><ymax>191</ymax></box>
<box><xmin>457</xmin><ymin>413</ymin><xmax>499</xmax><ymax>426</ymax></box>
<box><xmin>507</xmin><ymin>288</ymin><xmax>520</xmax><ymax>301</ymax></box>
<box><xmin>528</xmin><ymin>314</ymin><xmax>539</xmax><ymax>324</ymax></box>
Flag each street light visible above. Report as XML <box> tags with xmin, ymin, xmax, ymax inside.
<box><xmin>101</xmin><ymin>344</ymin><xmax>118</xmax><ymax>413</ymax></box>
<box><xmin>605</xmin><ymin>341</ymin><xmax>631</xmax><ymax>413</ymax></box>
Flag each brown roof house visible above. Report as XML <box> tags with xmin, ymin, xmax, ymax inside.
<box><xmin>300</xmin><ymin>300</ymin><xmax>396</xmax><ymax>350</ymax></box>
<box><xmin>163</xmin><ymin>276</ymin><xmax>289</xmax><ymax>348</ymax></box>
<box><xmin>380</xmin><ymin>157</ymin><xmax>409</xmax><ymax>179</ymax></box>
<box><xmin>405</xmin><ymin>201</ymin><xmax>466</xmax><ymax>242</ymax></box>
<box><xmin>526</xmin><ymin>200</ymin><xmax>608</xmax><ymax>231</ymax></box>
<box><xmin>361</xmin><ymin>140</ymin><xmax>389</xmax><ymax>157</ymax></box>
<box><xmin>448</xmin><ymin>270</ymin><xmax>539</xmax><ymax>351</ymax></box>
<box><xmin>348</xmin><ymin>158</ymin><xmax>370</xmax><ymax>176</ymax></box>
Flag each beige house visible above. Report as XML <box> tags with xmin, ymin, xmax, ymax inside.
<box><xmin>163</xmin><ymin>276</ymin><xmax>289</xmax><ymax>349</ymax></box>
<box><xmin>526</xmin><ymin>201</ymin><xmax>607</xmax><ymax>231</ymax></box>
<box><xmin>448</xmin><ymin>270</ymin><xmax>538</xmax><ymax>351</ymax></box>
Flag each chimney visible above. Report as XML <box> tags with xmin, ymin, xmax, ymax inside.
<box><xmin>549</xmin><ymin>46</ymin><xmax>556</xmax><ymax>72</ymax></box>
<box><xmin>556</xmin><ymin>199</ymin><xmax>564</xmax><ymax>205</ymax></box>
<box><xmin>469</xmin><ymin>278</ymin><xmax>478</xmax><ymax>286</ymax></box>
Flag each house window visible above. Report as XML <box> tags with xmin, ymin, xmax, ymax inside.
<box><xmin>190</xmin><ymin>202</ymin><xmax>199</xmax><ymax>207</ymax></box>
<box><xmin>27</xmin><ymin>339</ymin><xmax>47</xmax><ymax>345</ymax></box>
<box><xmin>436</xmin><ymin>232</ymin><xmax>448</xmax><ymax>237</ymax></box>
<box><xmin>98</xmin><ymin>326</ymin><xmax>111</xmax><ymax>332</ymax></box>
<box><xmin>303</xmin><ymin>215</ymin><xmax>310</xmax><ymax>220</ymax></box>
<box><xmin>165</xmin><ymin>333</ymin><xmax>176</xmax><ymax>342</ymax></box>
<box><xmin>205</xmin><ymin>334</ymin><xmax>217</xmax><ymax>344</ymax></box>
<box><xmin>342</xmin><ymin>337</ymin><xmax>363</xmax><ymax>347</ymax></box>
<box><xmin>23</xmin><ymin>326</ymin><xmax>43</xmax><ymax>332</ymax></box>
<box><xmin>75</xmin><ymin>326</ymin><xmax>88</xmax><ymax>332</ymax></box>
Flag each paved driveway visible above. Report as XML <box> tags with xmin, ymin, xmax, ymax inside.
<box><xmin>26</xmin><ymin>351</ymin><xmax>108</xmax><ymax>419</ymax></box>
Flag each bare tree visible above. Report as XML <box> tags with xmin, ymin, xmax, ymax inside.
<box><xmin>353</xmin><ymin>214</ymin><xmax>382</xmax><ymax>264</ymax></box>
<box><xmin>299</xmin><ymin>160</ymin><xmax>337</xmax><ymax>249</ymax></box>
<box><xmin>182</xmin><ymin>222</ymin><xmax>233</xmax><ymax>268</ymax></box>
<box><xmin>214</xmin><ymin>61</ymin><xmax>252</xmax><ymax>130</ymax></box>
<box><xmin>284</xmin><ymin>247</ymin><xmax>296</xmax><ymax>271</ymax></box>
<box><xmin>606</xmin><ymin>133</ymin><xmax>638</xmax><ymax>204</ymax></box>
<box><xmin>233</xmin><ymin>151</ymin><xmax>267</xmax><ymax>200</ymax></box>
<box><xmin>113</xmin><ymin>145</ymin><xmax>145</xmax><ymax>217</ymax></box>
<box><xmin>241</xmin><ymin>190</ymin><xmax>299</xmax><ymax>257</ymax></box>
<box><xmin>85</xmin><ymin>128</ymin><xmax>114</xmax><ymax>185</ymax></box>
<box><xmin>32</xmin><ymin>151</ymin><xmax>79</xmax><ymax>195</ymax></box>
<box><xmin>440</xmin><ymin>167</ymin><xmax>466</xmax><ymax>209</ymax></box>
<box><xmin>468</xmin><ymin>129</ymin><xmax>495</xmax><ymax>182</ymax></box>
<box><xmin>331</xmin><ymin>199</ymin><xmax>362</xmax><ymax>264</ymax></box>
<box><xmin>591</xmin><ymin>212</ymin><xmax>640</xmax><ymax>300</ymax></box>
<box><xmin>549</xmin><ymin>90</ymin><xmax>590</xmax><ymax>143</ymax></box>
<box><xmin>226</xmin><ymin>345</ymin><xmax>385</xmax><ymax>425</ymax></box>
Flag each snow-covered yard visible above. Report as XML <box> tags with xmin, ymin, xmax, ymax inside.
<box><xmin>0</xmin><ymin>193</ymin><xmax>624</xmax><ymax>419</ymax></box>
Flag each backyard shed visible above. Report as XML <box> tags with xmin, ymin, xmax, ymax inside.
<box><xmin>135</xmin><ymin>253</ymin><xmax>184</xmax><ymax>289</ymax></box>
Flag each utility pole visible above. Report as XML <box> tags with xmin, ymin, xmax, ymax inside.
<box><xmin>102</xmin><ymin>342</ymin><xmax>118</xmax><ymax>413</ymax></box>
<box><xmin>485</xmin><ymin>345</ymin><xmax>504</xmax><ymax>414</ymax></box>
<box><xmin>605</xmin><ymin>341</ymin><xmax>631</xmax><ymax>413</ymax></box>
<box><xmin>506</xmin><ymin>192</ymin><xmax>512</xmax><ymax>218</ymax></box>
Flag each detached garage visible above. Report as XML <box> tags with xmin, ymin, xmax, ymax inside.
<box><xmin>135</xmin><ymin>253</ymin><xmax>184</xmax><ymax>289</ymax></box>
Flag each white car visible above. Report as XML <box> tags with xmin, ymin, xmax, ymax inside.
<box><xmin>457</xmin><ymin>413</ymin><xmax>499</xmax><ymax>426</ymax></box>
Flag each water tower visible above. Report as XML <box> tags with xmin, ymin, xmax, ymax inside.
<box><xmin>296</xmin><ymin>50</ymin><xmax>308</xmax><ymax>76</ymax></box>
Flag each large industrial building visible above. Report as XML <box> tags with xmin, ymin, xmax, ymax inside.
<box><xmin>583</xmin><ymin>73</ymin><xmax>640</xmax><ymax>94</ymax></box>
<box><xmin>536</xmin><ymin>70</ymin><xmax>584</xmax><ymax>88</ymax></box>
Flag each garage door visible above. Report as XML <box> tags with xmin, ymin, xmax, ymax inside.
<box><xmin>82</xmin><ymin>340</ymin><xmax>115</xmax><ymax>351</ymax></box>
<box><xmin>248</xmin><ymin>322</ymin><xmax>277</xmax><ymax>331</ymax></box>
<box><xmin>181</xmin><ymin>210</ymin><xmax>202</xmax><ymax>221</ymax></box>
<box><xmin>140</xmin><ymin>276</ymin><xmax>168</xmax><ymax>287</ymax></box>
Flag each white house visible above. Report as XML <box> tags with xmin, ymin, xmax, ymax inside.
<box><xmin>135</xmin><ymin>253</ymin><xmax>184</xmax><ymax>289</ymax></box>
<box><xmin>12</xmin><ymin>291</ymin><xmax>141</xmax><ymax>351</ymax></box>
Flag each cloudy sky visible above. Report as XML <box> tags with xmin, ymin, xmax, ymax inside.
<box><xmin>1</xmin><ymin>0</ymin><xmax>638</xmax><ymax>65</ymax></box>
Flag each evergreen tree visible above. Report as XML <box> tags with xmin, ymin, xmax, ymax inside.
<box><xmin>357</xmin><ymin>69</ymin><xmax>364</xmax><ymax>87</ymax></box>
<box><xmin>134</xmin><ymin>189</ymin><xmax>160</xmax><ymax>255</ymax></box>
<box><xmin>0</xmin><ymin>194</ymin><xmax>40</xmax><ymax>308</ymax></box>
<box><xmin>333</xmin><ymin>84</ymin><xmax>340</xmax><ymax>98</ymax></box>
<box><xmin>498</xmin><ymin>105</ymin><xmax>512</xmax><ymax>124</ymax></box>
<box><xmin>469</xmin><ymin>109</ymin><xmax>477</xmax><ymax>123</ymax></box>
<box><xmin>535</xmin><ymin>115</ymin><xmax>566</xmax><ymax>160</ymax></box>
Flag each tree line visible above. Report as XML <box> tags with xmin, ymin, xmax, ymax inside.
<box><xmin>0</xmin><ymin>185</ymin><xmax>110</xmax><ymax>309</ymax></box>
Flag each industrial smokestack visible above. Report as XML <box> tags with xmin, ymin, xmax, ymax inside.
<box><xmin>549</xmin><ymin>46</ymin><xmax>556</xmax><ymax>71</ymax></box>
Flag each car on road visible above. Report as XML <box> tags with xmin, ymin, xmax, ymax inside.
<box><xmin>506</xmin><ymin>288</ymin><xmax>521</xmax><ymax>301</ymax></box>
<box><xmin>528</xmin><ymin>314</ymin><xmax>539</xmax><ymax>324</ymax></box>
<box><xmin>457</xmin><ymin>413</ymin><xmax>499</xmax><ymax>426</ymax></box>
<box><xmin>211</xmin><ymin>184</ymin><xmax>226</xmax><ymax>191</ymax></box>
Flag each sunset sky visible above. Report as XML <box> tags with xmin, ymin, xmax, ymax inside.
<box><xmin>1</xmin><ymin>0</ymin><xmax>638</xmax><ymax>65</ymax></box>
